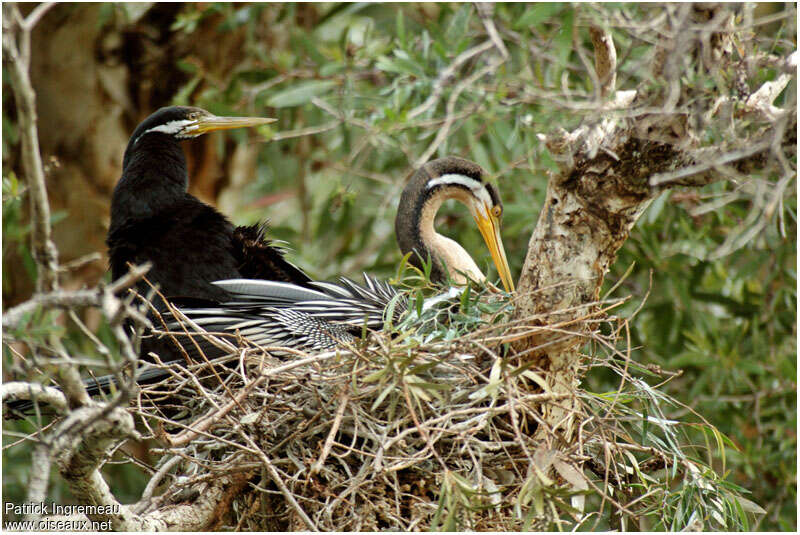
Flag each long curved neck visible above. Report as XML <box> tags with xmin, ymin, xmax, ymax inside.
<box><xmin>111</xmin><ymin>133</ymin><xmax>189</xmax><ymax>232</ymax></box>
<box><xmin>396</xmin><ymin>179</ymin><xmax>485</xmax><ymax>286</ymax></box>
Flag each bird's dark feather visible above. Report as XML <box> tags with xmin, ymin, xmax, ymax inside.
<box><xmin>5</xmin><ymin>106</ymin><xmax>311</xmax><ymax>418</ymax></box>
<box><xmin>232</xmin><ymin>223</ymin><xmax>312</xmax><ymax>285</ymax></box>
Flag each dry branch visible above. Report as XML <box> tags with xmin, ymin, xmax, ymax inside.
<box><xmin>52</xmin><ymin>406</ymin><xmax>140</xmax><ymax>523</ymax></box>
<box><xmin>2</xmin><ymin>381</ymin><xmax>67</xmax><ymax>413</ymax></box>
<box><xmin>2</xmin><ymin>3</ymin><xmax>59</xmax><ymax>293</ymax></box>
<box><xmin>589</xmin><ymin>26</ymin><xmax>616</xmax><ymax>97</ymax></box>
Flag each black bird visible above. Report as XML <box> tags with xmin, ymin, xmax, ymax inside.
<box><xmin>165</xmin><ymin>156</ymin><xmax>514</xmax><ymax>351</ymax></box>
<box><xmin>108</xmin><ymin>105</ymin><xmax>311</xmax><ymax>304</ymax></box>
<box><xmin>5</xmin><ymin>106</ymin><xmax>309</xmax><ymax>417</ymax></box>
<box><xmin>106</xmin><ymin>106</ymin><xmax>315</xmax><ymax>365</ymax></box>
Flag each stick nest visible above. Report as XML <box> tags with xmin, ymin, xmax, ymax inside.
<box><xmin>123</xmin><ymin>290</ymin><xmax>717</xmax><ymax>531</ymax></box>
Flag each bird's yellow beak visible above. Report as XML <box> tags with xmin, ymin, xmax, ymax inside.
<box><xmin>191</xmin><ymin>115</ymin><xmax>276</xmax><ymax>135</ymax></box>
<box><xmin>471</xmin><ymin>203</ymin><xmax>515</xmax><ymax>293</ymax></box>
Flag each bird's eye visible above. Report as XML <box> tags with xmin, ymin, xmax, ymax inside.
<box><xmin>492</xmin><ymin>205</ymin><xmax>502</xmax><ymax>218</ymax></box>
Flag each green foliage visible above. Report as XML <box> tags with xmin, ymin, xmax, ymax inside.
<box><xmin>607</xmin><ymin>186</ymin><xmax>797</xmax><ymax>529</ymax></box>
<box><xmin>2</xmin><ymin>174</ymin><xmax>37</xmax><ymax>286</ymax></box>
<box><xmin>3</xmin><ymin>2</ymin><xmax>795</xmax><ymax>530</ymax></box>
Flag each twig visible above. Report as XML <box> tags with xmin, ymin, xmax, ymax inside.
<box><xmin>413</xmin><ymin>57</ymin><xmax>503</xmax><ymax>168</ymax></box>
<box><xmin>2</xmin><ymin>3</ymin><xmax>59</xmax><ymax>292</ymax></box>
<box><xmin>164</xmin><ymin>372</ymin><xmax>268</xmax><ymax>448</ymax></box>
<box><xmin>310</xmin><ymin>390</ymin><xmax>349</xmax><ymax>475</ymax></box>
<box><xmin>268</xmin><ymin>120</ymin><xmax>339</xmax><ymax>142</ymax></box>
<box><xmin>135</xmin><ymin>456</ymin><xmax>182</xmax><ymax>514</ymax></box>
<box><xmin>57</xmin><ymin>252</ymin><xmax>103</xmax><ymax>272</ymax></box>
<box><xmin>406</xmin><ymin>40</ymin><xmax>495</xmax><ymax>121</ymax></box>
<box><xmin>3</xmin><ymin>290</ymin><xmax>99</xmax><ymax>330</ymax></box>
<box><xmin>649</xmin><ymin>140</ymin><xmax>772</xmax><ymax>187</ymax></box>
<box><xmin>238</xmin><ymin>431</ymin><xmax>319</xmax><ymax>532</ymax></box>
<box><xmin>18</xmin><ymin>3</ymin><xmax>57</xmax><ymax>34</ymax></box>
<box><xmin>3</xmin><ymin>262</ymin><xmax>151</xmax><ymax>333</ymax></box>
<box><xmin>476</xmin><ymin>3</ymin><xmax>509</xmax><ymax>59</ymax></box>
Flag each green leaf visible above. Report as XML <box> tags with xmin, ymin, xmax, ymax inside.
<box><xmin>267</xmin><ymin>80</ymin><xmax>337</xmax><ymax>108</ymax></box>
<box><xmin>513</xmin><ymin>4</ymin><xmax>563</xmax><ymax>30</ymax></box>
<box><xmin>407</xmin><ymin>360</ymin><xmax>439</xmax><ymax>375</ymax></box>
<box><xmin>371</xmin><ymin>382</ymin><xmax>396</xmax><ymax>411</ymax></box>
<box><xmin>733</xmin><ymin>495</ymin><xmax>766</xmax><ymax>515</ymax></box>
<box><xmin>445</xmin><ymin>4</ymin><xmax>473</xmax><ymax>47</ymax></box>
<box><xmin>376</xmin><ymin>50</ymin><xmax>426</xmax><ymax>78</ymax></box>
<box><xmin>294</xmin><ymin>34</ymin><xmax>329</xmax><ymax>66</ymax></box>
<box><xmin>459</xmin><ymin>285</ymin><xmax>470</xmax><ymax>313</ymax></box>
<box><xmin>396</xmin><ymin>10</ymin><xmax>406</xmax><ymax>49</ymax></box>
<box><xmin>641</xmin><ymin>406</ymin><xmax>650</xmax><ymax>446</ymax></box>
<box><xmin>171</xmin><ymin>74</ymin><xmax>202</xmax><ymax>106</ymax></box>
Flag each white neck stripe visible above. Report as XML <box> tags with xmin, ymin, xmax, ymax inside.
<box><xmin>134</xmin><ymin>119</ymin><xmax>196</xmax><ymax>144</ymax></box>
<box><xmin>427</xmin><ymin>173</ymin><xmax>493</xmax><ymax>207</ymax></box>
<box><xmin>427</xmin><ymin>173</ymin><xmax>482</xmax><ymax>191</ymax></box>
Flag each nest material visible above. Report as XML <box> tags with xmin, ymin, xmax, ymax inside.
<box><xmin>123</xmin><ymin>293</ymin><xmax>722</xmax><ymax>531</ymax></box>
<box><xmin>128</xmin><ymin>297</ymin><xmax>598</xmax><ymax>531</ymax></box>
<box><xmin>3</xmin><ymin>285</ymin><xmax>743</xmax><ymax>530</ymax></box>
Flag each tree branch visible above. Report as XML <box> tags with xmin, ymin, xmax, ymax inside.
<box><xmin>511</xmin><ymin>7</ymin><xmax>795</xmax><ymax>444</ymax></box>
<box><xmin>2</xmin><ymin>3</ymin><xmax>59</xmax><ymax>292</ymax></box>
<box><xmin>50</xmin><ymin>404</ymin><xmax>249</xmax><ymax>530</ymax></box>
<box><xmin>2</xmin><ymin>381</ymin><xmax>67</xmax><ymax>413</ymax></box>
<box><xmin>24</xmin><ymin>444</ymin><xmax>53</xmax><ymax>522</ymax></box>
<box><xmin>52</xmin><ymin>406</ymin><xmax>140</xmax><ymax>527</ymax></box>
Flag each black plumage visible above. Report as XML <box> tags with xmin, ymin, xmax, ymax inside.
<box><xmin>106</xmin><ymin>107</ymin><xmax>311</xmax><ymax>374</ymax></box>
<box><xmin>5</xmin><ymin>106</ymin><xmax>306</xmax><ymax>417</ymax></box>
<box><xmin>108</xmin><ymin>106</ymin><xmax>310</xmax><ymax>304</ymax></box>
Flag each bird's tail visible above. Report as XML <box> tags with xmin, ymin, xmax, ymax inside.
<box><xmin>3</xmin><ymin>362</ymin><xmax>181</xmax><ymax>419</ymax></box>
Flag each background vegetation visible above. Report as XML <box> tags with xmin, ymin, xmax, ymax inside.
<box><xmin>3</xmin><ymin>3</ymin><xmax>795</xmax><ymax>530</ymax></box>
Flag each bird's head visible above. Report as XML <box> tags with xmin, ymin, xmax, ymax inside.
<box><xmin>116</xmin><ymin>106</ymin><xmax>277</xmax><ymax>218</ymax></box>
<box><xmin>398</xmin><ymin>157</ymin><xmax>515</xmax><ymax>293</ymax></box>
<box><xmin>129</xmin><ymin>106</ymin><xmax>275</xmax><ymax>145</ymax></box>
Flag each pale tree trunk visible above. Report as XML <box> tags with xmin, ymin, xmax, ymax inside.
<box><xmin>510</xmin><ymin>6</ymin><xmax>796</xmax><ymax>452</ymax></box>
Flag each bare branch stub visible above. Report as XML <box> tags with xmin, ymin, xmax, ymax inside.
<box><xmin>589</xmin><ymin>26</ymin><xmax>616</xmax><ymax>97</ymax></box>
<box><xmin>52</xmin><ymin>406</ymin><xmax>140</xmax><ymax>528</ymax></box>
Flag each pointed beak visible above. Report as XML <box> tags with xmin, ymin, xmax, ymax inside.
<box><xmin>191</xmin><ymin>115</ymin><xmax>276</xmax><ymax>135</ymax></box>
<box><xmin>471</xmin><ymin>203</ymin><xmax>515</xmax><ymax>293</ymax></box>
